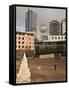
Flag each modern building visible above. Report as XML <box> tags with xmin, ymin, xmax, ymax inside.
<box><xmin>50</xmin><ymin>20</ymin><xmax>61</xmax><ymax>35</ymax></box>
<box><xmin>61</xmin><ymin>18</ymin><xmax>66</xmax><ymax>35</ymax></box>
<box><xmin>35</xmin><ymin>35</ymin><xmax>66</xmax><ymax>56</ymax></box>
<box><xmin>16</xmin><ymin>32</ymin><xmax>35</xmax><ymax>51</ymax></box>
<box><xmin>25</xmin><ymin>8</ymin><xmax>37</xmax><ymax>33</ymax></box>
<box><xmin>45</xmin><ymin>35</ymin><xmax>66</xmax><ymax>42</ymax></box>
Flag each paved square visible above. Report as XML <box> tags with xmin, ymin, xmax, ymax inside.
<box><xmin>16</xmin><ymin>57</ymin><xmax>66</xmax><ymax>83</ymax></box>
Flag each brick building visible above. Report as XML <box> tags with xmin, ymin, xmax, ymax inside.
<box><xmin>16</xmin><ymin>31</ymin><xmax>35</xmax><ymax>51</ymax></box>
<box><xmin>16</xmin><ymin>31</ymin><xmax>35</xmax><ymax>58</ymax></box>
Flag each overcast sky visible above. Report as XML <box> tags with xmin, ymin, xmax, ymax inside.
<box><xmin>16</xmin><ymin>6</ymin><xmax>66</xmax><ymax>35</ymax></box>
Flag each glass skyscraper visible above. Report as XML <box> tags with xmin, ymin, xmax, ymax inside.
<box><xmin>25</xmin><ymin>8</ymin><xmax>37</xmax><ymax>33</ymax></box>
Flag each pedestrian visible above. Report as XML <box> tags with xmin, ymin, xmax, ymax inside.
<box><xmin>54</xmin><ymin>65</ymin><xmax>56</xmax><ymax>70</ymax></box>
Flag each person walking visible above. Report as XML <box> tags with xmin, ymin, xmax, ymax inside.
<box><xmin>54</xmin><ymin>65</ymin><xmax>56</xmax><ymax>70</ymax></box>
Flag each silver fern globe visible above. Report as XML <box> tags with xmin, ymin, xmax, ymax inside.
<box><xmin>40</xmin><ymin>24</ymin><xmax>47</xmax><ymax>33</ymax></box>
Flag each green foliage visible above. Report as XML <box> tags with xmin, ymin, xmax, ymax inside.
<box><xmin>35</xmin><ymin>44</ymin><xmax>65</xmax><ymax>55</ymax></box>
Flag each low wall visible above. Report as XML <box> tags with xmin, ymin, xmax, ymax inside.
<box><xmin>40</xmin><ymin>54</ymin><xmax>55</xmax><ymax>59</ymax></box>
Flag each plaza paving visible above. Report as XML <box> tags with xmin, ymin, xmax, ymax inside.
<box><xmin>16</xmin><ymin>57</ymin><xmax>66</xmax><ymax>83</ymax></box>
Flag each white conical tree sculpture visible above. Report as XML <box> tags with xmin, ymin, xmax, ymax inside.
<box><xmin>16</xmin><ymin>53</ymin><xmax>31</xmax><ymax>83</ymax></box>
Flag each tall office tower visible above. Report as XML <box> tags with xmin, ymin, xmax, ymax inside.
<box><xmin>50</xmin><ymin>20</ymin><xmax>61</xmax><ymax>35</ymax></box>
<box><xmin>61</xmin><ymin>18</ymin><xmax>66</xmax><ymax>35</ymax></box>
<box><xmin>25</xmin><ymin>8</ymin><xmax>37</xmax><ymax>33</ymax></box>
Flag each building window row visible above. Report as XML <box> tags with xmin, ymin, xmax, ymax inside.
<box><xmin>16</xmin><ymin>42</ymin><xmax>32</xmax><ymax>44</ymax></box>
<box><xmin>16</xmin><ymin>36</ymin><xmax>34</xmax><ymax>40</ymax></box>
<box><xmin>52</xmin><ymin>36</ymin><xmax>65</xmax><ymax>39</ymax></box>
<box><xmin>16</xmin><ymin>33</ymin><xmax>34</xmax><ymax>36</ymax></box>
<box><xmin>16</xmin><ymin>37</ymin><xmax>24</xmax><ymax>40</ymax></box>
<box><xmin>16</xmin><ymin>41</ymin><xmax>24</xmax><ymax>44</ymax></box>
<box><xmin>16</xmin><ymin>45</ymin><xmax>34</xmax><ymax>48</ymax></box>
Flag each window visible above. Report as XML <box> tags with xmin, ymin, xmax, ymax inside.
<box><xmin>29</xmin><ymin>42</ymin><xmax>31</xmax><ymax>44</ymax></box>
<box><xmin>29</xmin><ymin>46</ymin><xmax>31</xmax><ymax>48</ymax></box>
<box><xmin>61</xmin><ymin>37</ymin><xmax>63</xmax><ymax>39</ymax></box>
<box><xmin>58</xmin><ymin>37</ymin><xmax>60</xmax><ymax>39</ymax></box>
<box><xmin>26</xmin><ymin>46</ymin><xmax>28</xmax><ymax>48</ymax></box>
<box><xmin>55</xmin><ymin>37</ymin><xmax>57</xmax><ymax>39</ymax></box>
<box><xmin>22</xmin><ymin>46</ymin><xmax>24</xmax><ymax>48</ymax></box>
<box><xmin>18</xmin><ymin>46</ymin><xmax>20</xmax><ymax>48</ymax></box>
<box><xmin>22</xmin><ymin>37</ymin><xmax>24</xmax><ymax>40</ymax></box>
<box><xmin>19</xmin><ymin>37</ymin><xmax>20</xmax><ymax>39</ymax></box>
<box><xmin>18</xmin><ymin>41</ymin><xmax>20</xmax><ymax>44</ymax></box>
<box><xmin>22</xmin><ymin>42</ymin><xmax>24</xmax><ymax>44</ymax></box>
<box><xmin>52</xmin><ymin>37</ymin><xmax>54</xmax><ymax>39</ymax></box>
